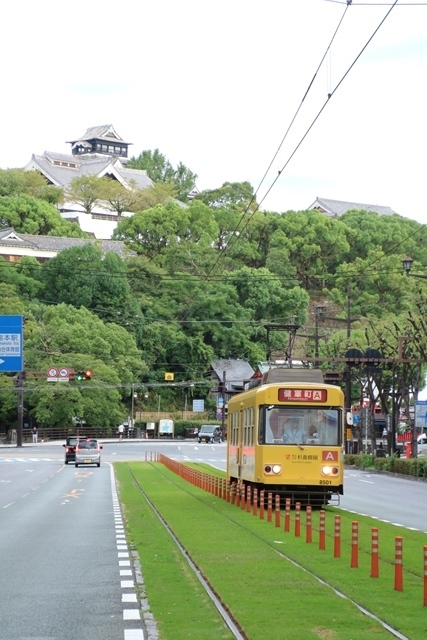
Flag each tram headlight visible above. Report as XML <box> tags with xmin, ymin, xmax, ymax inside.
<box><xmin>264</xmin><ymin>464</ymin><xmax>282</xmax><ymax>475</ymax></box>
<box><xmin>321</xmin><ymin>465</ymin><xmax>339</xmax><ymax>476</ymax></box>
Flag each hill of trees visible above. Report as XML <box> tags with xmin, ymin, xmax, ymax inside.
<box><xmin>0</xmin><ymin>164</ymin><xmax>426</xmax><ymax>433</ymax></box>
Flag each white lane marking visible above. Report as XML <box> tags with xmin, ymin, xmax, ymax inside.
<box><xmin>124</xmin><ymin>630</ymin><xmax>144</xmax><ymax>639</ymax></box>
<box><xmin>3</xmin><ymin>502</ymin><xmax>14</xmax><ymax>508</ymax></box>
<box><xmin>121</xmin><ymin>580</ymin><xmax>134</xmax><ymax>588</ymax></box>
<box><xmin>122</xmin><ymin>594</ymin><xmax>138</xmax><ymax>603</ymax></box>
<box><xmin>123</xmin><ymin>610</ymin><xmax>141</xmax><ymax>620</ymax></box>
<box><xmin>109</xmin><ymin>462</ymin><xmax>148</xmax><ymax>639</ymax></box>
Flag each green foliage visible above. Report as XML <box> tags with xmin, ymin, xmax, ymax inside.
<box><xmin>65</xmin><ymin>175</ymin><xmax>105</xmax><ymax>214</ymax></box>
<box><xmin>8</xmin><ymin>302</ymin><xmax>148</xmax><ymax>430</ymax></box>
<box><xmin>126</xmin><ymin>148</ymin><xmax>197</xmax><ymax>202</ymax></box>
<box><xmin>39</xmin><ymin>244</ymin><xmax>136</xmax><ymax>323</ymax></box>
<box><xmin>0</xmin><ymin>168</ymin><xmax>63</xmax><ymax>204</ymax></box>
<box><xmin>344</xmin><ymin>452</ymin><xmax>427</xmax><ymax>478</ymax></box>
<box><xmin>0</xmin><ymin>194</ymin><xmax>86</xmax><ymax>236</ymax></box>
<box><xmin>0</xmin><ymin>256</ymin><xmax>43</xmax><ymax>300</ymax></box>
<box><xmin>195</xmin><ymin>180</ymin><xmax>257</xmax><ymax>213</ymax></box>
<box><xmin>101</xmin><ymin>177</ymin><xmax>140</xmax><ymax>215</ymax></box>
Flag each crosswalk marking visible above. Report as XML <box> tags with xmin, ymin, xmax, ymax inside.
<box><xmin>0</xmin><ymin>458</ymin><xmax>63</xmax><ymax>463</ymax></box>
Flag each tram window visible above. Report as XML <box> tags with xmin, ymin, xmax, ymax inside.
<box><xmin>262</xmin><ymin>406</ymin><xmax>342</xmax><ymax>445</ymax></box>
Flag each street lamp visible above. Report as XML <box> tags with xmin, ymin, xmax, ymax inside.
<box><xmin>402</xmin><ymin>256</ymin><xmax>427</xmax><ymax>280</ymax></box>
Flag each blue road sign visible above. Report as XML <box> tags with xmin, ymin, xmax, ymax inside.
<box><xmin>415</xmin><ymin>400</ymin><xmax>427</xmax><ymax>428</ymax></box>
<box><xmin>193</xmin><ymin>399</ymin><xmax>205</xmax><ymax>412</ymax></box>
<box><xmin>0</xmin><ymin>315</ymin><xmax>23</xmax><ymax>372</ymax></box>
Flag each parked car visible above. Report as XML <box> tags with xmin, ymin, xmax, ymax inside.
<box><xmin>417</xmin><ymin>433</ymin><xmax>427</xmax><ymax>445</ymax></box>
<box><xmin>63</xmin><ymin>435</ymin><xmax>86</xmax><ymax>464</ymax></box>
<box><xmin>197</xmin><ymin>425</ymin><xmax>222</xmax><ymax>444</ymax></box>
<box><xmin>75</xmin><ymin>438</ymin><xmax>103</xmax><ymax>467</ymax></box>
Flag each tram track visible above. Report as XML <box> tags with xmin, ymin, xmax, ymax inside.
<box><xmin>124</xmin><ymin>462</ymin><xmax>248</xmax><ymax>640</ymax></box>
<box><xmin>123</xmin><ymin>461</ymin><xmax>410</xmax><ymax>640</ymax></box>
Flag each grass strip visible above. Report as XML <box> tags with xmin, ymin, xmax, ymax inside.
<box><xmin>115</xmin><ymin>462</ymin><xmax>236</xmax><ymax>639</ymax></box>
<box><xmin>115</xmin><ymin>461</ymin><xmax>427</xmax><ymax>639</ymax></box>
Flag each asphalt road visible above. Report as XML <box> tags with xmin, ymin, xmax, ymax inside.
<box><xmin>1</xmin><ymin>438</ymin><xmax>426</xmax><ymax>640</ymax></box>
<box><xmin>0</xmin><ymin>447</ymin><xmax>144</xmax><ymax>640</ymax></box>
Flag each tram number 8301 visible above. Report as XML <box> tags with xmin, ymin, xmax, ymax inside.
<box><xmin>319</xmin><ymin>480</ymin><xmax>332</xmax><ymax>485</ymax></box>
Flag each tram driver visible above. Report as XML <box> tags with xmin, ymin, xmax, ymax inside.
<box><xmin>282</xmin><ymin>417</ymin><xmax>307</xmax><ymax>444</ymax></box>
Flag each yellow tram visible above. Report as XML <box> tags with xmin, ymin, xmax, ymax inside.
<box><xmin>227</xmin><ymin>368</ymin><xmax>345</xmax><ymax>506</ymax></box>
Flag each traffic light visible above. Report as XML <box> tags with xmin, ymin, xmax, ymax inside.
<box><xmin>76</xmin><ymin>369</ymin><xmax>93</xmax><ymax>381</ymax></box>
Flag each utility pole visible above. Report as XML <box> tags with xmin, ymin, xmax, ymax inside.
<box><xmin>17</xmin><ymin>371</ymin><xmax>24</xmax><ymax>448</ymax></box>
<box><xmin>221</xmin><ymin>371</ymin><xmax>226</xmax><ymax>438</ymax></box>
<box><xmin>345</xmin><ymin>283</ymin><xmax>353</xmax><ymax>417</ymax></box>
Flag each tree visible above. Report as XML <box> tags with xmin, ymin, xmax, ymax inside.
<box><xmin>40</xmin><ymin>244</ymin><xmax>134</xmax><ymax>323</ymax></box>
<box><xmin>101</xmin><ymin>178</ymin><xmax>139</xmax><ymax>215</ymax></box>
<box><xmin>113</xmin><ymin>202</ymin><xmax>190</xmax><ymax>258</ymax></box>
<box><xmin>226</xmin><ymin>266</ymin><xmax>309</xmax><ymax>324</ymax></box>
<box><xmin>195</xmin><ymin>181</ymin><xmax>258</xmax><ymax>213</ymax></box>
<box><xmin>0</xmin><ymin>168</ymin><xmax>63</xmax><ymax>205</ymax></box>
<box><xmin>132</xmin><ymin>182</ymin><xmax>177</xmax><ymax>211</ymax></box>
<box><xmin>20</xmin><ymin>302</ymin><xmax>147</xmax><ymax>429</ymax></box>
<box><xmin>127</xmin><ymin>149</ymin><xmax>198</xmax><ymax>202</ymax></box>
<box><xmin>66</xmin><ymin>175</ymin><xmax>106</xmax><ymax>214</ymax></box>
<box><xmin>0</xmin><ymin>256</ymin><xmax>43</xmax><ymax>300</ymax></box>
<box><xmin>0</xmin><ymin>194</ymin><xmax>87</xmax><ymax>236</ymax></box>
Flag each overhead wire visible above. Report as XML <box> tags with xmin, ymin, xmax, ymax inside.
<box><xmin>178</xmin><ymin>1</ymin><xmax>403</xmax><ymax>321</ymax></box>
<box><xmin>179</xmin><ymin>2</ymin><xmax>353</xmax><ymax>321</ymax></box>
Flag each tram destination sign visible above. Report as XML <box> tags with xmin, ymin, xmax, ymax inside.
<box><xmin>0</xmin><ymin>315</ymin><xmax>23</xmax><ymax>373</ymax></box>
<box><xmin>278</xmin><ymin>388</ymin><xmax>327</xmax><ymax>402</ymax></box>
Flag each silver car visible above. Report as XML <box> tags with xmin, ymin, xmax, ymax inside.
<box><xmin>75</xmin><ymin>438</ymin><xmax>103</xmax><ymax>467</ymax></box>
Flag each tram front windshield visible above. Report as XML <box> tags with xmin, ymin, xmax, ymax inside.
<box><xmin>261</xmin><ymin>406</ymin><xmax>341</xmax><ymax>446</ymax></box>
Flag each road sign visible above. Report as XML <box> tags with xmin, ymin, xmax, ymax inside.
<box><xmin>0</xmin><ymin>315</ymin><xmax>23</xmax><ymax>372</ymax></box>
<box><xmin>415</xmin><ymin>401</ymin><xmax>427</xmax><ymax>428</ymax></box>
<box><xmin>47</xmin><ymin>367</ymin><xmax>71</xmax><ymax>382</ymax></box>
<box><xmin>193</xmin><ymin>399</ymin><xmax>205</xmax><ymax>412</ymax></box>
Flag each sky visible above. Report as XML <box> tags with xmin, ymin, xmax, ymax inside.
<box><xmin>2</xmin><ymin>0</ymin><xmax>427</xmax><ymax>223</ymax></box>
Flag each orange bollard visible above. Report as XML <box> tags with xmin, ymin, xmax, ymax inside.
<box><xmin>246</xmin><ymin>486</ymin><xmax>252</xmax><ymax>512</ymax></box>
<box><xmin>284</xmin><ymin>498</ymin><xmax>291</xmax><ymax>532</ymax></box>
<box><xmin>253</xmin><ymin>488</ymin><xmax>258</xmax><ymax>516</ymax></box>
<box><xmin>371</xmin><ymin>528</ymin><xmax>379</xmax><ymax>578</ymax></box>
<box><xmin>423</xmin><ymin>546</ymin><xmax>427</xmax><ymax>606</ymax></box>
<box><xmin>294</xmin><ymin>502</ymin><xmax>301</xmax><ymax>537</ymax></box>
<box><xmin>240</xmin><ymin>484</ymin><xmax>246</xmax><ymax>510</ymax></box>
<box><xmin>350</xmin><ymin>521</ymin><xmax>358</xmax><ymax>568</ymax></box>
<box><xmin>235</xmin><ymin>484</ymin><xmax>241</xmax><ymax>508</ymax></box>
<box><xmin>230</xmin><ymin>482</ymin><xmax>236</xmax><ymax>505</ymax></box>
<box><xmin>275</xmin><ymin>495</ymin><xmax>281</xmax><ymax>527</ymax></box>
<box><xmin>394</xmin><ymin>537</ymin><xmax>403</xmax><ymax>591</ymax></box>
<box><xmin>259</xmin><ymin>490</ymin><xmax>265</xmax><ymax>520</ymax></box>
<box><xmin>306</xmin><ymin>505</ymin><xmax>312</xmax><ymax>543</ymax></box>
<box><xmin>334</xmin><ymin>515</ymin><xmax>341</xmax><ymax>558</ymax></box>
<box><xmin>319</xmin><ymin>510</ymin><xmax>326</xmax><ymax>550</ymax></box>
<box><xmin>267</xmin><ymin>492</ymin><xmax>273</xmax><ymax>522</ymax></box>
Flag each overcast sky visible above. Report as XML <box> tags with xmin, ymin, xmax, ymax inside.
<box><xmin>2</xmin><ymin>1</ymin><xmax>426</xmax><ymax>223</ymax></box>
